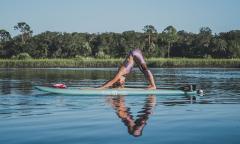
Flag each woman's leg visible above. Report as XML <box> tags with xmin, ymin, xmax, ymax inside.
<box><xmin>137</xmin><ymin>63</ymin><xmax>156</xmax><ymax>89</ymax></box>
<box><xmin>132</xmin><ymin>49</ymin><xmax>156</xmax><ymax>89</ymax></box>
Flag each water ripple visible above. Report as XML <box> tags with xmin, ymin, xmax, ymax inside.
<box><xmin>1</xmin><ymin>68</ymin><xmax>240</xmax><ymax>143</ymax></box>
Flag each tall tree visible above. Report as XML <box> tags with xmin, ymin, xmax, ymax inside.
<box><xmin>210</xmin><ymin>37</ymin><xmax>227</xmax><ymax>58</ymax></box>
<box><xmin>161</xmin><ymin>26</ymin><xmax>178</xmax><ymax>58</ymax></box>
<box><xmin>194</xmin><ymin>27</ymin><xmax>212</xmax><ymax>57</ymax></box>
<box><xmin>0</xmin><ymin>29</ymin><xmax>11</xmax><ymax>42</ymax></box>
<box><xmin>14</xmin><ymin>22</ymin><xmax>33</xmax><ymax>44</ymax></box>
<box><xmin>170</xmin><ymin>30</ymin><xmax>195</xmax><ymax>57</ymax></box>
<box><xmin>228</xmin><ymin>40</ymin><xmax>240</xmax><ymax>58</ymax></box>
<box><xmin>142</xmin><ymin>25</ymin><xmax>157</xmax><ymax>53</ymax></box>
<box><xmin>0</xmin><ymin>29</ymin><xmax>12</xmax><ymax>57</ymax></box>
<box><xmin>89</xmin><ymin>34</ymin><xmax>101</xmax><ymax>57</ymax></box>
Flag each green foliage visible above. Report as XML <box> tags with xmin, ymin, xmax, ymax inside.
<box><xmin>1</xmin><ymin>22</ymin><xmax>240</xmax><ymax>59</ymax></box>
<box><xmin>12</xmin><ymin>53</ymin><xmax>32</xmax><ymax>60</ymax></box>
<box><xmin>95</xmin><ymin>50</ymin><xmax>111</xmax><ymax>59</ymax></box>
<box><xmin>74</xmin><ymin>55</ymin><xmax>94</xmax><ymax>60</ymax></box>
<box><xmin>14</xmin><ymin>22</ymin><xmax>33</xmax><ymax>34</ymax></box>
<box><xmin>143</xmin><ymin>25</ymin><xmax>158</xmax><ymax>54</ymax></box>
<box><xmin>0</xmin><ymin>29</ymin><xmax>11</xmax><ymax>42</ymax></box>
<box><xmin>14</xmin><ymin>22</ymin><xmax>33</xmax><ymax>44</ymax></box>
<box><xmin>0</xmin><ymin>58</ymin><xmax>239</xmax><ymax>68</ymax></box>
<box><xmin>161</xmin><ymin>26</ymin><xmax>178</xmax><ymax>58</ymax></box>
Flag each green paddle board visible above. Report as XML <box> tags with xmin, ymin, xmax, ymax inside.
<box><xmin>35</xmin><ymin>86</ymin><xmax>197</xmax><ymax>96</ymax></box>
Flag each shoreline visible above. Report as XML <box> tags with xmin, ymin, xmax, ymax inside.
<box><xmin>0</xmin><ymin>58</ymin><xmax>240</xmax><ymax>68</ymax></box>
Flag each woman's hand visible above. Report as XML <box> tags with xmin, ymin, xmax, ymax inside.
<box><xmin>97</xmin><ymin>86</ymin><xmax>107</xmax><ymax>89</ymax></box>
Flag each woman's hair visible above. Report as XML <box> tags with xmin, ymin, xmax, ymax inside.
<box><xmin>111</xmin><ymin>76</ymin><xmax>125</xmax><ymax>88</ymax></box>
<box><xmin>112</xmin><ymin>81</ymin><xmax>124</xmax><ymax>88</ymax></box>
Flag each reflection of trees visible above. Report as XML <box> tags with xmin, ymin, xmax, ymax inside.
<box><xmin>1</xmin><ymin>80</ymin><xmax>11</xmax><ymax>95</ymax></box>
<box><xmin>0</xmin><ymin>68</ymin><xmax>116</xmax><ymax>95</ymax></box>
<box><xmin>106</xmin><ymin>95</ymin><xmax>156</xmax><ymax>137</ymax></box>
<box><xmin>16</xmin><ymin>81</ymin><xmax>33</xmax><ymax>95</ymax></box>
<box><xmin>0</xmin><ymin>68</ymin><xmax>113</xmax><ymax>81</ymax></box>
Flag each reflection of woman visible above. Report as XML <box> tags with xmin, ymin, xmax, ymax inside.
<box><xmin>99</xmin><ymin>49</ymin><xmax>156</xmax><ymax>89</ymax></box>
<box><xmin>106</xmin><ymin>95</ymin><xmax>156</xmax><ymax>137</ymax></box>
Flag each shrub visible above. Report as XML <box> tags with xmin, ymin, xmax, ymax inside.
<box><xmin>74</xmin><ymin>55</ymin><xmax>94</xmax><ymax>60</ymax></box>
<box><xmin>12</xmin><ymin>53</ymin><xmax>32</xmax><ymax>60</ymax></box>
<box><xmin>96</xmin><ymin>51</ymin><xmax>111</xmax><ymax>59</ymax></box>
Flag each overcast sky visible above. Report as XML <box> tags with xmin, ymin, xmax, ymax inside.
<box><xmin>1</xmin><ymin>0</ymin><xmax>240</xmax><ymax>36</ymax></box>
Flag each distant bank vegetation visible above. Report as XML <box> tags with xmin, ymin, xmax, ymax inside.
<box><xmin>0</xmin><ymin>58</ymin><xmax>239</xmax><ymax>68</ymax></box>
<box><xmin>0</xmin><ymin>22</ymin><xmax>240</xmax><ymax>60</ymax></box>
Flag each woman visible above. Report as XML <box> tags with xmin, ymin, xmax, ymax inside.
<box><xmin>99</xmin><ymin>49</ymin><xmax>156</xmax><ymax>89</ymax></box>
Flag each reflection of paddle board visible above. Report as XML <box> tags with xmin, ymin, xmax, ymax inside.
<box><xmin>35</xmin><ymin>86</ymin><xmax>197</xmax><ymax>96</ymax></box>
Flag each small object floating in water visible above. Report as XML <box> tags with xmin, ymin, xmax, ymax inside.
<box><xmin>197</xmin><ymin>89</ymin><xmax>204</xmax><ymax>96</ymax></box>
<box><xmin>53</xmin><ymin>83</ymin><xmax>67</xmax><ymax>89</ymax></box>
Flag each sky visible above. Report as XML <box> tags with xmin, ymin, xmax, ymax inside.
<box><xmin>1</xmin><ymin>0</ymin><xmax>240</xmax><ymax>36</ymax></box>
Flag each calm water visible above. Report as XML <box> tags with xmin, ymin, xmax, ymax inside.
<box><xmin>0</xmin><ymin>68</ymin><xmax>240</xmax><ymax>144</ymax></box>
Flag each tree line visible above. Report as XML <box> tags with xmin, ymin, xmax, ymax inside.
<box><xmin>0</xmin><ymin>22</ymin><xmax>240</xmax><ymax>59</ymax></box>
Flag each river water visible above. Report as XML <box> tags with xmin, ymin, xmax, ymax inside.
<box><xmin>0</xmin><ymin>68</ymin><xmax>240</xmax><ymax>144</ymax></box>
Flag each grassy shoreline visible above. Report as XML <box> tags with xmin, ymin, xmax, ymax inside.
<box><xmin>0</xmin><ymin>58</ymin><xmax>240</xmax><ymax>68</ymax></box>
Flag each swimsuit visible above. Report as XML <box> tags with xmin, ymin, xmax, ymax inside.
<box><xmin>122</xmin><ymin>49</ymin><xmax>155</xmax><ymax>87</ymax></box>
<box><xmin>123</xmin><ymin>49</ymin><xmax>146</xmax><ymax>74</ymax></box>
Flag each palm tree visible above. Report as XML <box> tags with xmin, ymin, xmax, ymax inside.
<box><xmin>14</xmin><ymin>22</ymin><xmax>33</xmax><ymax>44</ymax></box>
<box><xmin>162</xmin><ymin>26</ymin><xmax>178</xmax><ymax>58</ymax></box>
<box><xmin>143</xmin><ymin>25</ymin><xmax>157</xmax><ymax>53</ymax></box>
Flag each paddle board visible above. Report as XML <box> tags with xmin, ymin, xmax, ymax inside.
<box><xmin>35</xmin><ymin>86</ymin><xmax>197</xmax><ymax>96</ymax></box>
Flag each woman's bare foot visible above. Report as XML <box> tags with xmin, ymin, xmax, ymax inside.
<box><xmin>146</xmin><ymin>85</ymin><xmax>156</xmax><ymax>90</ymax></box>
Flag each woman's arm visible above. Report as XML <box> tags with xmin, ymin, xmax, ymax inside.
<box><xmin>99</xmin><ymin>67</ymin><xmax>125</xmax><ymax>88</ymax></box>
